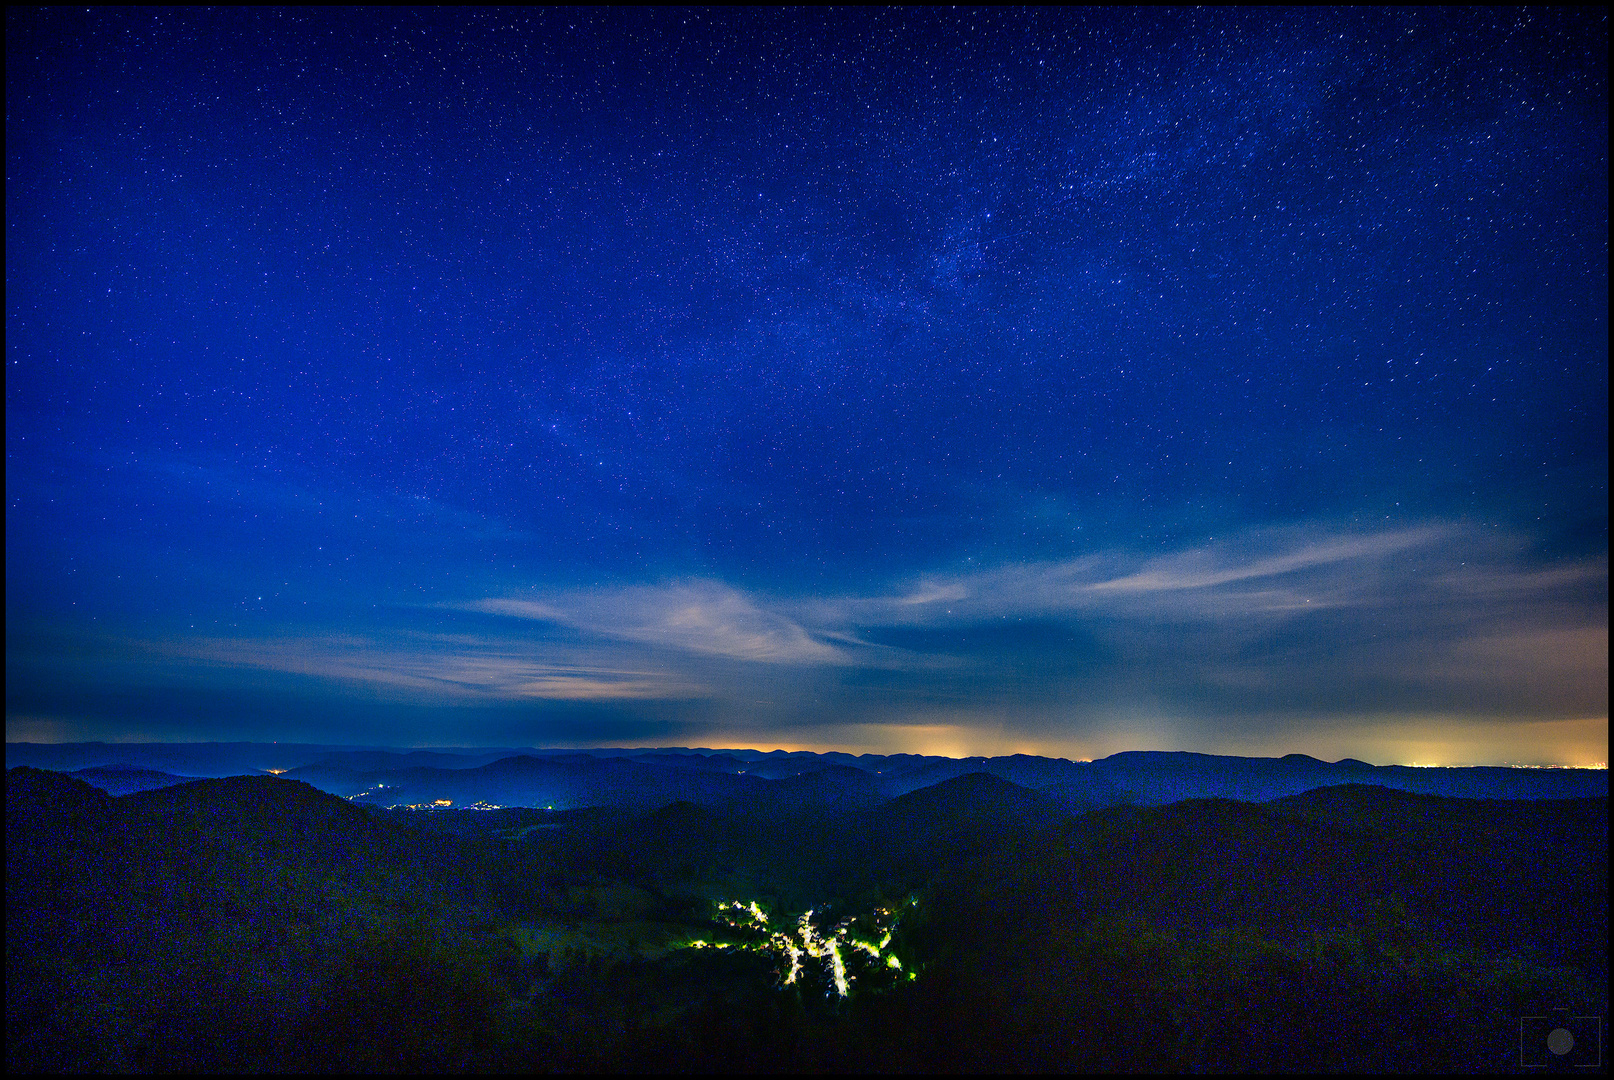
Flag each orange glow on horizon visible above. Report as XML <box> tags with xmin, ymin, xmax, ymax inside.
<box><xmin>456</xmin><ymin>713</ymin><xmax>1608</xmax><ymax>768</ymax></box>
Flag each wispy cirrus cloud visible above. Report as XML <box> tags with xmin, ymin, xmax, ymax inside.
<box><xmin>795</xmin><ymin>525</ymin><xmax>1461</xmax><ymax>628</ymax></box>
<box><xmin>468</xmin><ymin>581</ymin><xmax>849</xmax><ymax>664</ymax></box>
<box><xmin>1076</xmin><ymin>528</ymin><xmax>1440</xmax><ymax>595</ymax></box>
<box><xmin>107</xmin><ymin>523</ymin><xmax>1601</xmax><ymax>744</ymax></box>
<box><xmin>465</xmin><ymin>525</ymin><xmax>1605</xmax><ymax>682</ymax></box>
<box><xmin>148</xmin><ymin>633</ymin><xmax>710</xmax><ymax>702</ymax></box>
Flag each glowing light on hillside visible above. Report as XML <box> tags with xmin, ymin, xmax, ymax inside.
<box><xmin>689</xmin><ymin>897</ymin><xmax>913</xmax><ymax>999</ymax></box>
<box><xmin>782</xmin><ymin>940</ymin><xmax>803</xmax><ymax>985</ymax></box>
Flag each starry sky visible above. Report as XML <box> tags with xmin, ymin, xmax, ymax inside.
<box><xmin>7</xmin><ymin>8</ymin><xmax>1607</xmax><ymax>764</ymax></box>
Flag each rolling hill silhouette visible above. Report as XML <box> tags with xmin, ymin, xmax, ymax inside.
<box><xmin>7</xmin><ymin>760</ymin><xmax>1607</xmax><ymax>1074</ymax></box>
<box><xmin>7</xmin><ymin>769</ymin><xmax>467</xmax><ymax>964</ymax></box>
<box><xmin>10</xmin><ymin>742</ymin><xmax>1606</xmax><ymax>809</ymax></box>
<box><xmin>852</xmin><ymin>772</ymin><xmax>1069</xmax><ymax>881</ymax></box>
<box><xmin>1045</xmin><ymin>784</ymin><xmax>1609</xmax><ymax>975</ymax></box>
<box><xmin>68</xmin><ymin>766</ymin><xmax>195</xmax><ymax>796</ymax></box>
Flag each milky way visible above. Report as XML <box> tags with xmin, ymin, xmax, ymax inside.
<box><xmin>6</xmin><ymin>8</ymin><xmax>1606</xmax><ymax>763</ymax></box>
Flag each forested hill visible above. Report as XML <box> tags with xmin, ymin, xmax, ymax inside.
<box><xmin>6</xmin><ymin>767</ymin><xmax>504</xmax><ymax>1072</ymax></box>
<box><xmin>6</xmin><ymin>765</ymin><xmax>1607</xmax><ymax>1071</ymax></box>
<box><xmin>7</xmin><ymin>767</ymin><xmax>474</xmax><ymax>952</ymax></box>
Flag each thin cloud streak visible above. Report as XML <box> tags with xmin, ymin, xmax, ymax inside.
<box><xmin>96</xmin><ymin>523</ymin><xmax>1603</xmax><ymax>739</ymax></box>
<box><xmin>797</xmin><ymin>524</ymin><xmax>1506</xmax><ymax>628</ymax></box>
<box><xmin>147</xmin><ymin>634</ymin><xmax>711</xmax><ymax>702</ymax></box>
<box><xmin>462</xmin><ymin>524</ymin><xmax>1607</xmax><ymax>662</ymax></box>
<box><xmin>470</xmin><ymin>581</ymin><xmax>848</xmax><ymax>664</ymax></box>
<box><xmin>1077</xmin><ymin>528</ymin><xmax>1442</xmax><ymax>595</ymax></box>
<box><xmin>462</xmin><ymin>525</ymin><xmax>1606</xmax><ymax>713</ymax></box>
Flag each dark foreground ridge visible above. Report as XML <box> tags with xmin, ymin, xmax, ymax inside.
<box><xmin>6</xmin><ymin>754</ymin><xmax>1607</xmax><ymax>1072</ymax></box>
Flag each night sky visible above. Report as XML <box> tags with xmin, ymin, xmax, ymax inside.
<box><xmin>7</xmin><ymin>8</ymin><xmax>1607</xmax><ymax>764</ymax></box>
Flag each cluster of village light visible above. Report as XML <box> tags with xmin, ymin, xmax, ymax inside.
<box><xmin>342</xmin><ymin>789</ymin><xmax>507</xmax><ymax>811</ymax></box>
<box><xmin>683</xmin><ymin>898</ymin><xmax>914</xmax><ymax>998</ymax></box>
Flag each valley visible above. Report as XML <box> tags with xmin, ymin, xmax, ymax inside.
<box><xmin>6</xmin><ymin>747</ymin><xmax>1608</xmax><ymax>1072</ymax></box>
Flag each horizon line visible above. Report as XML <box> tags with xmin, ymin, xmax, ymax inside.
<box><xmin>4</xmin><ymin>739</ymin><xmax>1607</xmax><ymax>770</ymax></box>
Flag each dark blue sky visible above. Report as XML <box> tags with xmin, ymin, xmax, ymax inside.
<box><xmin>7</xmin><ymin>8</ymin><xmax>1607</xmax><ymax>763</ymax></box>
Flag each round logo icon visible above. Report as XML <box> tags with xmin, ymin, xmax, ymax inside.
<box><xmin>1547</xmin><ymin>1028</ymin><xmax>1576</xmax><ymax>1056</ymax></box>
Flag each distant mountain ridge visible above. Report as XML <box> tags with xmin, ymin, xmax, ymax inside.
<box><xmin>68</xmin><ymin>766</ymin><xmax>194</xmax><ymax>796</ymax></box>
<box><xmin>10</xmin><ymin>742</ymin><xmax>1605</xmax><ymax>810</ymax></box>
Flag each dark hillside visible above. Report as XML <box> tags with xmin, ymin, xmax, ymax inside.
<box><xmin>1035</xmin><ymin>773</ymin><xmax>1129</xmax><ymax>812</ymax></box>
<box><xmin>880</xmin><ymin>771</ymin><xmax>1060</xmax><ymax>823</ymax></box>
<box><xmin>897</xmin><ymin>784</ymin><xmax>1607</xmax><ymax>979</ymax></box>
<box><xmin>846</xmin><ymin>773</ymin><xmax>1070</xmax><ymax>889</ymax></box>
<box><xmin>1271</xmin><ymin>782</ymin><xmax>1610</xmax><ymax>847</ymax></box>
<box><xmin>6</xmin><ymin>767</ymin><xmax>512</xmax><ymax>1072</ymax></box>
<box><xmin>8</xmin><ymin>771</ymin><xmax>467</xmax><ymax>963</ymax></box>
<box><xmin>69</xmin><ymin>765</ymin><xmax>193</xmax><ymax>796</ymax></box>
<box><xmin>8</xmin><ymin>763</ymin><xmax>1607</xmax><ymax>1073</ymax></box>
<box><xmin>1042</xmin><ymin>788</ymin><xmax>1608</xmax><ymax>975</ymax></box>
<box><xmin>308</xmin><ymin>748</ymin><xmax>514</xmax><ymax>771</ymax></box>
<box><xmin>319</xmin><ymin>753</ymin><xmax>774</xmax><ymax>810</ymax></box>
<box><xmin>882</xmin><ymin>786</ymin><xmax>1608</xmax><ymax>1073</ymax></box>
<box><xmin>630</xmin><ymin>751</ymin><xmax>755</xmax><ymax>775</ymax></box>
<box><xmin>1266</xmin><ymin>785</ymin><xmax>1608</xmax><ymax>977</ymax></box>
<box><xmin>1091</xmin><ymin>750</ymin><xmax>1376</xmax><ymax>803</ymax></box>
<box><xmin>741</xmin><ymin>762</ymin><xmax>887</xmax><ymax>815</ymax></box>
<box><xmin>6</xmin><ymin>764</ymin><xmax>113</xmax><ymax>822</ymax></box>
<box><xmin>121</xmin><ymin>775</ymin><xmax>439</xmax><ymax>893</ymax></box>
<box><xmin>6</xmin><ymin>768</ymin><xmax>124</xmax><ymax>958</ymax></box>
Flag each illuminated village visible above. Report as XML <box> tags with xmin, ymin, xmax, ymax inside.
<box><xmin>684</xmin><ymin>898</ymin><xmax>917</xmax><ymax>999</ymax></box>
